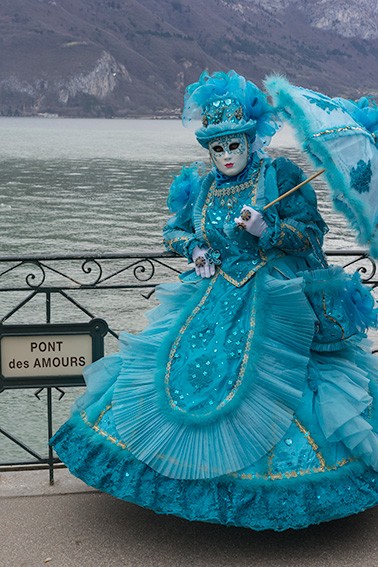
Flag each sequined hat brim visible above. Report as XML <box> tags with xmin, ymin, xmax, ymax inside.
<box><xmin>195</xmin><ymin>120</ymin><xmax>257</xmax><ymax>148</ymax></box>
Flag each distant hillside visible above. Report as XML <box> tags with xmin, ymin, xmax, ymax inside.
<box><xmin>0</xmin><ymin>0</ymin><xmax>377</xmax><ymax>117</ymax></box>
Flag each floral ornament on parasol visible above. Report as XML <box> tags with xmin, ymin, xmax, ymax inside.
<box><xmin>264</xmin><ymin>76</ymin><xmax>378</xmax><ymax>258</ymax></box>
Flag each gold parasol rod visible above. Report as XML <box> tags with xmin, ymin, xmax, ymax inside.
<box><xmin>263</xmin><ymin>168</ymin><xmax>326</xmax><ymax>211</ymax></box>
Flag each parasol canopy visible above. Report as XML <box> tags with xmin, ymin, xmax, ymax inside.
<box><xmin>264</xmin><ymin>76</ymin><xmax>378</xmax><ymax>258</ymax></box>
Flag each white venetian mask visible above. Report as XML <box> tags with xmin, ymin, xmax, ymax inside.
<box><xmin>209</xmin><ymin>134</ymin><xmax>248</xmax><ymax>177</ymax></box>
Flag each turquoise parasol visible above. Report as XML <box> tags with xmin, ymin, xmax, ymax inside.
<box><xmin>265</xmin><ymin>76</ymin><xmax>378</xmax><ymax>258</ymax></box>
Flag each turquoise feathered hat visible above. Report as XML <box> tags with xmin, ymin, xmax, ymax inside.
<box><xmin>182</xmin><ymin>70</ymin><xmax>280</xmax><ymax>148</ymax></box>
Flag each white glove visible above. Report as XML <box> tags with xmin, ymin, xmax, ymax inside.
<box><xmin>192</xmin><ymin>246</ymin><xmax>215</xmax><ymax>278</ymax></box>
<box><xmin>234</xmin><ymin>205</ymin><xmax>267</xmax><ymax>237</ymax></box>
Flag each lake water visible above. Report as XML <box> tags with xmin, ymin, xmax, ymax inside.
<box><xmin>0</xmin><ymin>117</ymin><xmax>356</xmax><ymax>256</ymax></box>
<box><xmin>0</xmin><ymin>118</ymin><xmax>359</xmax><ymax>461</ymax></box>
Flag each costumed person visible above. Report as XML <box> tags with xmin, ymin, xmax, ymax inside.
<box><xmin>51</xmin><ymin>70</ymin><xmax>378</xmax><ymax>531</ymax></box>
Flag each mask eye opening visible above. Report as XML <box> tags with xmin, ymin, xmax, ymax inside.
<box><xmin>229</xmin><ymin>142</ymin><xmax>240</xmax><ymax>151</ymax></box>
<box><xmin>211</xmin><ymin>145</ymin><xmax>224</xmax><ymax>153</ymax></box>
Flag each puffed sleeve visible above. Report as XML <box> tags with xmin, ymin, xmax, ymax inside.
<box><xmin>163</xmin><ymin>163</ymin><xmax>207</xmax><ymax>262</ymax></box>
<box><xmin>259</xmin><ymin>157</ymin><xmax>328</xmax><ymax>261</ymax></box>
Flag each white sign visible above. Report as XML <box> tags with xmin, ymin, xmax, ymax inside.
<box><xmin>1</xmin><ymin>334</ymin><xmax>92</xmax><ymax>378</ymax></box>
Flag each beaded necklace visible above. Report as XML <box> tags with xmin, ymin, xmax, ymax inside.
<box><xmin>208</xmin><ymin>160</ymin><xmax>262</xmax><ymax>220</ymax></box>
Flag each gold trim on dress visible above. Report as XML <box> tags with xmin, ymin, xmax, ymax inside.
<box><xmin>311</xmin><ymin>125</ymin><xmax>369</xmax><ymax>139</ymax></box>
<box><xmin>217</xmin><ymin>284</ymin><xmax>256</xmax><ymax>410</ymax></box>
<box><xmin>93</xmin><ymin>404</ymin><xmax>113</xmax><ymax>427</ymax></box>
<box><xmin>81</xmin><ymin>407</ymin><xmax>128</xmax><ymax>450</ymax></box>
<box><xmin>276</xmin><ymin>222</ymin><xmax>309</xmax><ymax>252</ymax></box>
<box><xmin>165</xmin><ymin>235</ymin><xmax>191</xmax><ymax>253</ymax></box>
<box><xmin>230</xmin><ymin>420</ymin><xmax>355</xmax><ymax>481</ymax></box>
<box><xmin>294</xmin><ymin>419</ymin><xmax>326</xmax><ymax>470</ymax></box>
<box><xmin>322</xmin><ymin>292</ymin><xmax>345</xmax><ymax>340</ymax></box>
<box><xmin>218</xmin><ymin>255</ymin><xmax>268</xmax><ymax>287</ymax></box>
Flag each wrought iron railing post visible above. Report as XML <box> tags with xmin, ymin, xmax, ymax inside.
<box><xmin>46</xmin><ymin>290</ymin><xmax>51</xmax><ymax>324</ymax></box>
<box><xmin>46</xmin><ymin>290</ymin><xmax>54</xmax><ymax>483</ymax></box>
<box><xmin>47</xmin><ymin>387</ymin><xmax>54</xmax><ymax>485</ymax></box>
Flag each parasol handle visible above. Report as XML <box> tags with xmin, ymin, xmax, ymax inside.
<box><xmin>262</xmin><ymin>168</ymin><xmax>326</xmax><ymax>211</ymax></box>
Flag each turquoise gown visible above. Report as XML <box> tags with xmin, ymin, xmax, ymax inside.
<box><xmin>51</xmin><ymin>151</ymin><xmax>378</xmax><ymax>531</ymax></box>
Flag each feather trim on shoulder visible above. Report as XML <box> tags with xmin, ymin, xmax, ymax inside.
<box><xmin>167</xmin><ymin>161</ymin><xmax>207</xmax><ymax>213</ymax></box>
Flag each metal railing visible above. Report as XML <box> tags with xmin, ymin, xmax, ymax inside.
<box><xmin>0</xmin><ymin>249</ymin><xmax>377</xmax><ymax>484</ymax></box>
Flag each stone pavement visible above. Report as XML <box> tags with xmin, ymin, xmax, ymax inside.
<box><xmin>1</xmin><ymin>469</ymin><xmax>378</xmax><ymax>567</ymax></box>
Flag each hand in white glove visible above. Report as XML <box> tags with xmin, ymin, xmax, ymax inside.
<box><xmin>234</xmin><ymin>205</ymin><xmax>267</xmax><ymax>237</ymax></box>
<box><xmin>192</xmin><ymin>246</ymin><xmax>215</xmax><ymax>278</ymax></box>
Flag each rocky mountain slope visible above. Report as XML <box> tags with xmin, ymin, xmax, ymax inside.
<box><xmin>0</xmin><ymin>0</ymin><xmax>377</xmax><ymax>117</ymax></box>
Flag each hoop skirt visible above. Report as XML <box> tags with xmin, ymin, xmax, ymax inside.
<box><xmin>51</xmin><ymin>156</ymin><xmax>378</xmax><ymax>530</ymax></box>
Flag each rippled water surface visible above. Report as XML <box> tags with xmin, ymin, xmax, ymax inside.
<box><xmin>0</xmin><ymin>118</ymin><xmax>358</xmax><ymax>460</ymax></box>
<box><xmin>0</xmin><ymin>117</ymin><xmax>356</xmax><ymax>255</ymax></box>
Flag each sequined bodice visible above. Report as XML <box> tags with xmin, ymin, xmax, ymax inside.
<box><xmin>199</xmin><ymin>163</ymin><xmax>268</xmax><ymax>286</ymax></box>
<box><xmin>207</xmin><ymin>179</ymin><xmax>257</xmax><ymax>227</ymax></box>
<box><xmin>205</xmin><ymin>162</ymin><xmax>260</xmax><ymax>233</ymax></box>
